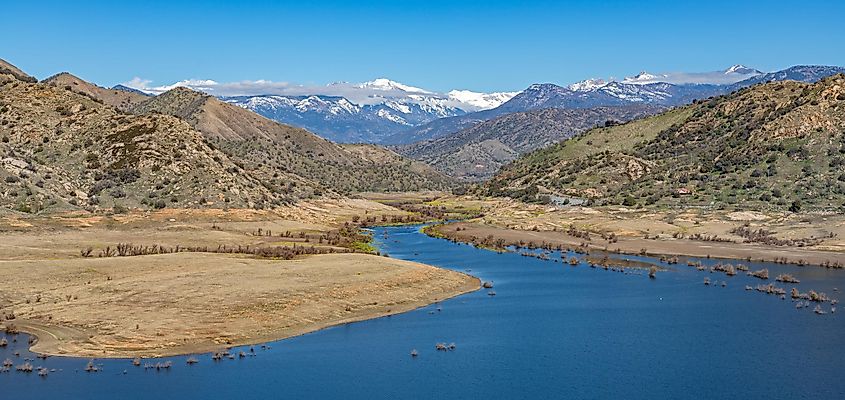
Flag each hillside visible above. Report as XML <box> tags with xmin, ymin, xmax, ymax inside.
<box><xmin>43</xmin><ymin>72</ymin><xmax>149</xmax><ymax>111</ymax></box>
<box><xmin>482</xmin><ymin>75</ymin><xmax>845</xmax><ymax>211</ymax></box>
<box><xmin>0</xmin><ymin>67</ymin><xmax>289</xmax><ymax>213</ymax></box>
<box><xmin>382</xmin><ymin>109</ymin><xmax>499</xmax><ymax>145</ymax></box>
<box><xmin>131</xmin><ymin>87</ymin><xmax>457</xmax><ymax>194</ymax></box>
<box><xmin>0</xmin><ymin>58</ymin><xmax>37</xmax><ymax>83</ymax></box>
<box><xmin>396</xmin><ymin>105</ymin><xmax>663</xmax><ymax>181</ymax></box>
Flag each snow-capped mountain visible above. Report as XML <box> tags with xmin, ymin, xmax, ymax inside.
<box><xmin>566</xmin><ymin>79</ymin><xmax>609</xmax><ymax>92</ymax></box>
<box><xmin>222</xmin><ymin>93</ymin><xmax>470</xmax><ymax>143</ymax></box>
<box><xmin>495</xmin><ymin>64</ymin><xmax>826</xmax><ymax>113</ymax></box>
<box><xmin>724</xmin><ymin>64</ymin><xmax>761</xmax><ymax>75</ymax></box>
<box><xmin>621</xmin><ymin>72</ymin><xmax>669</xmax><ymax>85</ymax></box>
<box><xmin>124</xmin><ymin>64</ymin><xmax>843</xmax><ymax>145</ymax></box>
<box><xmin>353</xmin><ymin>78</ymin><xmax>432</xmax><ymax>94</ymax></box>
<box><xmin>223</xmin><ymin>78</ymin><xmax>517</xmax><ymax>143</ymax></box>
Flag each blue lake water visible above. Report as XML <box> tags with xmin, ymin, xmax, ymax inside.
<box><xmin>2</xmin><ymin>224</ymin><xmax>844</xmax><ymax>399</ymax></box>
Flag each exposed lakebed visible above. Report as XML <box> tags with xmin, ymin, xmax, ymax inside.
<box><xmin>2</xmin><ymin>224</ymin><xmax>844</xmax><ymax>399</ymax></box>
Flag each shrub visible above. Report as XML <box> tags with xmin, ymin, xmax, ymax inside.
<box><xmin>85</xmin><ymin>153</ymin><xmax>100</xmax><ymax>169</ymax></box>
<box><xmin>110</xmin><ymin>187</ymin><xmax>126</xmax><ymax>198</ymax></box>
<box><xmin>88</xmin><ymin>180</ymin><xmax>114</xmax><ymax>195</ymax></box>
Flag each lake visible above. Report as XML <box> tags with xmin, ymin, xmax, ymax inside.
<box><xmin>2</xmin><ymin>224</ymin><xmax>844</xmax><ymax>399</ymax></box>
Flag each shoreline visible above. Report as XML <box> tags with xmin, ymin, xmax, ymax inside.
<box><xmin>427</xmin><ymin>221</ymin><xmax>845</xmax><ymax>268</ymax></box>
<box><xmin>9</xmin><ymin>274</ymin><xmax>480</xmax><ymax>359</ymax></box>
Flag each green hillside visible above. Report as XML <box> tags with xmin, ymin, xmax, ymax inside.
<box><xmin>483</xmin><ymin>75</ymin><xmax>845</xmax><ymax>212</ymax></box>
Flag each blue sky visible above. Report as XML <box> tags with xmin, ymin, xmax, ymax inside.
<box><xmin>2</xmin><ymin>0</ymin><xmax>844</xmax><ymax>92</ymax></box>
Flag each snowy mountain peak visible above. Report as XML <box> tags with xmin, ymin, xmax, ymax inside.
<box><xmin>447</xmin><ymin>89</ymin><xmax>519</xmax><ymax>109</ymax></box>
<box><xmin>622</xmin><ymin>72</ymin><xmax>669</xmax><ymax>85</ymax></box>
<box><xmin>568</xmin><ymin>78</ymin><xmax>609</xmax><ymax>92</ymax></box>
<box><xmin>725</xmin><ymin>64</ymin><xmax>761</xmax><ymax>75</ymax></box>
<box><xmin>356</xmin><ymin>78</ymin><xmax>431</xmax><ymax>93</ymax></box>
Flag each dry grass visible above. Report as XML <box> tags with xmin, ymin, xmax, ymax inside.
<box><xmin>0</xmin><ymin>252</ymin><xmax>477</xmax><ymax>358</ymax></box>
<box><xmin>0</xmin><ymin>202</ymin><xmax>478</xmax><ymax>358</ymax></box>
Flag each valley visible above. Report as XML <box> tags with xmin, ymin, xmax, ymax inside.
<box><xmin>3</xmin><ymin>55</ymin><xmax>845</xmax><ymax>398</ymax></box>
<box><xmin>5</xmin><ymin>1</ymin><xmax>845</xmax><ymax>398</ymax></box>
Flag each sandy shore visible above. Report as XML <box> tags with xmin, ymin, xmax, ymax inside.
<box><xmin>0</xmin><ymin>252</ymin><xmax>478</xmax><ymax>358</ymax></box>
<box><xmin>431</xmin><ymin>221</ymin><xmax>845</xmax><ymax>266</ymax></box>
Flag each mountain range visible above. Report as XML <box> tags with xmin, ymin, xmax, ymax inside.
<box><xmin>121</xmin><ymin>65</ymin><xmax>844</xmax><ymax>149</ymax></box>
<box><xmin>221</xmin><ymin>93</ymin><xmax>468</xmax><ymax>143</ymax></box>
<box><xmin>220</xmin><ymin>80</ymin><xmax>519</xmax><ymax>143</ymax></box>
<box><xmin>395</xmin><ymin>65</ymin><xmax>845</xmax><ymax>146</ymax></box>
<box><xmin>127</xmin><ymin>77</ymin><xmax>517</xmax><ymax>143</ymax></box>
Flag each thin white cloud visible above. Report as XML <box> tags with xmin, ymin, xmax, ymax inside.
<box><xmin>122</xmin><ymin>77</ymin><xmax>153</xmax><ymax>89</ymax></box>
<box><xmin>621</xmin><ymin>65</ymin><xmax>762</xmax><ymax>85</ymax></box>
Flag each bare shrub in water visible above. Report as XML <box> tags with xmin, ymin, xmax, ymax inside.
<box><xmin>748</xmin><ymin>269</ymin><xmax>769</xmax><ymax>280</ymax></box>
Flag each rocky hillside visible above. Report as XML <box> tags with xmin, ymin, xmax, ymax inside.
<box><xmin>43</xmin><ymin>72</ymin><xmax>149</xmax><ymax>111</ymax></box>
<box><xmin>397</xmin><ymin>105</ymin><xmax>663</xmax><ymax>181</ymax></box>
<box><xmin>482</xmin><ymin>75</ymin><xmax>845</xmax><ymax>211</ymax></box>
<box><xmin>0</xmin><ymin>58</ymin><xmax>36</xmax><ymax>83</ymax></box>
<box><xmin>131</xmin><ymin>88</ymin><xmax>457</xmax><ymax>195</ymax></box>
<box><xmin>0</xmin><ymin>67</ymin><xmax>287</xmax><ymax>212</ymax></box>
